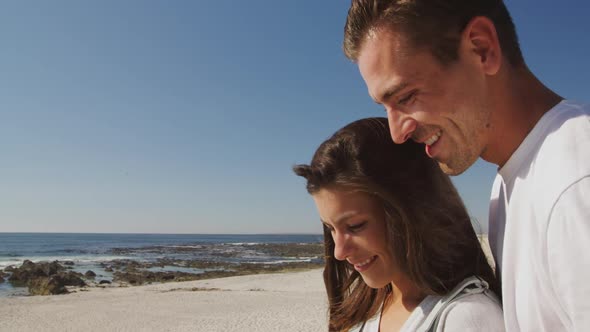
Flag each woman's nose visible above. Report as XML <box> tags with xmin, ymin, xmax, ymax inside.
<box><xmin>333</xmin><ymin>231</ymin><xmax>353</xmax><ymax>261</ymax></box>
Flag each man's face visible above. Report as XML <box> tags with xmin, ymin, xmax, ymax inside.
<box><xmin>357</xmin><ymin>28</ymin><xmax>493</xmax><ymax>175</ymax></box>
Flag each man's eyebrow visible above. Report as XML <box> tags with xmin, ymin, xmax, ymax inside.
<box><xmin>371</xmin><ymin>82</ymin><xmax>409</xmax><ymax>104</ymax></box>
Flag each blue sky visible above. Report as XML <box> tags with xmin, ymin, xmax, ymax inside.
<box><xmin>1</xmin><ymin>1</ymin><xmax>588</xmax><ymax>234</ymax></box>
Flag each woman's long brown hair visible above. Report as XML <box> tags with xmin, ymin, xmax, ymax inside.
<box><xmin>293</xmin><ymin>118</ymin><xmax>499</xmax><ymax>331</ymax></box>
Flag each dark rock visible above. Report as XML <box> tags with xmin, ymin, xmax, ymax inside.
<box><xmin>28</xmin><ymin>272</ymin><xmax>86</xmax><ymax>296</ymax></box>
<box><xmin>7</xmin><ymin>261</ymin><xmax>86</xmax><ymax>296</ymax></box>
<box><xmin>4</xmin><ymin>266</ymin><xmax>16</xmax><ymax>273</ymax></box>
<box><xmin>28</xmin><ymin>276</ymin><xmax>68</xmax><ymax>295</ymax></box>
<box><xmin>113</xmin><ymin>270</ymin><xmax>199</xmax><ymax>285</ymax></box>
<box><xmin>61</xmin><ymin>272</ymin><xmax>86</xmax><ymax>287</ymax></box>
<box><xmin>162</xmin><ymin>274</ymin><xmax>175</xmax><ymax>281</ymax></box>
<box><xmin>105</xmin><ymin>267</ymin><xmax>113</xmax><ymax>272</ymax></box>
<box><xmin>250</xmin><ymin>243</ymin><xmax>324</xmax><ymax>258</ymax></box>
<box><xmin>99</xmin><ymin>280</ymin><xmax>111</xmax><ymax>285</ymax></box>
<box><xmin>85</xmin><ymin>270</ymin><xmax>96</xmax><ymax>278</ymax></box>
<box><xmin>9</xmin><ymin>260</ymin><xmax>65</xmax><ymax>285</ymax></box>
<box><xmin>62</xmin><ymin>261</ymin><xmax>75</xmax><ymax>266</ymax></box>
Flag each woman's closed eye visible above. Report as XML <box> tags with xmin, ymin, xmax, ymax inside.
<box><xmin>348</xmin><ymin>222</ymin><xmax>367</xmax><ymax>233</ymax></box>
<box><xmin>322</xmin><ymin>221</ymin><xmax>366</xmax><ymax>234</ymax></box>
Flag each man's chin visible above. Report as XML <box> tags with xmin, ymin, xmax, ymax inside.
<box><xmin>438</xmin><ymin>160</ymin><xmax>471</xmax><ymax>176</ymax></box>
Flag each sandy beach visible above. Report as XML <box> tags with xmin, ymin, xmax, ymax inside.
<box><xmin>0</xmin><ymin>269</ymin><xmax>327</xmax><ymax>332</ymax></box>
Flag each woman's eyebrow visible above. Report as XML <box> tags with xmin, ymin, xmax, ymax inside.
<box><xmin>320</xmin><ymin>211</ymin><xmax>361</xmax><ymax>225</ymax></box>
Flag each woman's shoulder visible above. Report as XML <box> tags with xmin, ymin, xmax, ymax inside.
<box><xmin>437</xmin><ymin>291</ymin><xmax>505</xmax><ymax>331</ymax></box>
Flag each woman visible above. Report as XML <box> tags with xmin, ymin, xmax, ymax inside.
<box><xmin>293</xmin><ymin>118</ymin><xmax>503</xmax><ymax>331</ymax></box>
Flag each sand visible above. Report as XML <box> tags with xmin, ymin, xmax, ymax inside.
<box><xmin>0</xmin><ymin>269</ymin><xmax>327</xmax><ymax>332</ymax></box>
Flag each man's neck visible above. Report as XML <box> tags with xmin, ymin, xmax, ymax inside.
<box><xmin>482</xmin><ymin>66</ymin><xmax>563</xmax><ymax>167</ymax></box>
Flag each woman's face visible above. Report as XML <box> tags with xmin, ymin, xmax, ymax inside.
<box><xmin>313</xmin><ymin>187</ymin><xmax>401</xmax><ymax>289</ymax></box>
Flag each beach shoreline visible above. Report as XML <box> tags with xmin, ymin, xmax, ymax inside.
<box><xmin>0</xmin><ymin>234</ymin><xmax>495</xmax><ymax>331</ymax></box>
<box><xmin>0</xmin><ymin>234</ymin><xmax>324</xmax><ymax>297</ymax></box>
<box><xmin>0</xmin><ymin>268</ymin><xmax>328</xmax><ymax>332</ymax></box>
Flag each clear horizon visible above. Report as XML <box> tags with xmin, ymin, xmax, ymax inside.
<box><xmin>1</xmin><ymin>1</ymin><xmax>589</xmax><ymax>234</ymax></box>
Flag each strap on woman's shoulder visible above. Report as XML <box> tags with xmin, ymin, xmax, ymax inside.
<box><xmin>418</xmin><ymin>276</ymin><xmax>490</xmax><ymax>332</ymax></box>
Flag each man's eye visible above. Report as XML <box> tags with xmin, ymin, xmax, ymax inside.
<box><xmin>398</xmin><ymin>91</ymin><xmax>416</xmax><ymax>105</ymax></box>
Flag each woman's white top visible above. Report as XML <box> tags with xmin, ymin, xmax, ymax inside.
<box><xmin>350</xmin><ymin>277</ymin><xmax>505</xmax><ymax>332</ymax></box>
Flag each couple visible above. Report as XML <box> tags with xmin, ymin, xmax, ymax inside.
<box><xmin>295</xmin><ymin>1</ymin><xmax>590</xmax><ymax>331</ymax></box>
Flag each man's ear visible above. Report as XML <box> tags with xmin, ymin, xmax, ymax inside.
<box><xmin>460</xmin><ymin>16</ymin><xmax>502</xmax><ymax>75</ymax></box>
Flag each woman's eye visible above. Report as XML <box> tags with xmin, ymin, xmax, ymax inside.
<box><xmin>348</xmin><ymin>222</ymin><xmax>367</xmax><ymax>233</ymax></box>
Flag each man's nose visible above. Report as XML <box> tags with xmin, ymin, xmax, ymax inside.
<box><xmin>387</xmin><ymin>109</ymin><xmax>417</xmax><ymax>143</ymax></box>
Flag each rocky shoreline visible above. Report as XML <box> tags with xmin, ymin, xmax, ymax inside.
<box><xmin>0</xmin><ymin>242</ymin><xmax>325</xmax><ymax>296</ymax></box>
<box><xmin>0</xmin><ymin>268</ymin><xmax>328</xmax><ymax>331</ymax></box>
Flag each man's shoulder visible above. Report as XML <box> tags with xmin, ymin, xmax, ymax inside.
<box><xmin>512</xmin><ymin>100</ymin><xmax>590</xmax><ymax>220</ymax></box>
<box><xmin>502</xmin><ymin>100</ymin><xmax>589</xmax><ymax>182</ymax></box>
<box><xmin>534</xmin><ymin>100</ymin><xmax>590</xmax><ymax>175</ymax></box>
<box><xmin>540</xmin><ymin>99</ymin><xmax>589</xmax><ymax>140</ymax></box>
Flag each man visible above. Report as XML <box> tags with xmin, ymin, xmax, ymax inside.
<box><xmin>343</xmin><ymin>0</ymin><xmax>590</xmax><ymax>331</ymax></box>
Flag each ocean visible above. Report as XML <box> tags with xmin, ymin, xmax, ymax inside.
<box><xmin>0</xmin><ymin>232</ymin><xmax>324</xmax><ymax>297</ymax></box>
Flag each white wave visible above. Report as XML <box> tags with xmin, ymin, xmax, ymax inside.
<box><xmin>0</xmin><ymin>255</ymin><xmax>133</xmax><ymax>269</ymax></box>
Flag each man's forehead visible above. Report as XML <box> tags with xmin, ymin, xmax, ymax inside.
<box><xmin>358</xmin><ymin>33</ymin><xmax>417</xmax><ymax>101</ymax></box>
